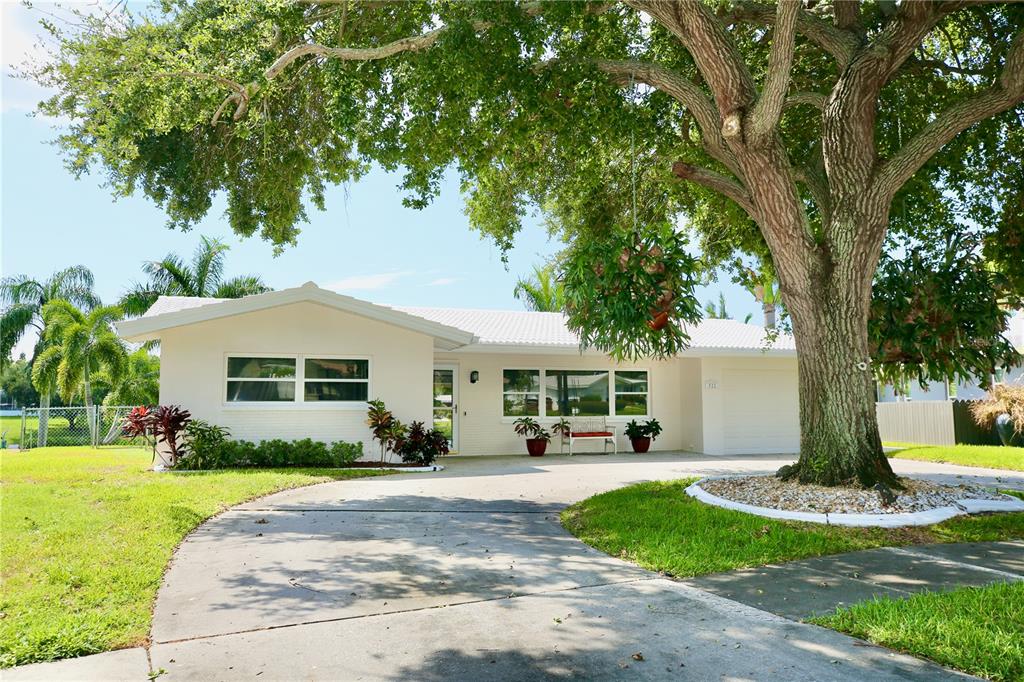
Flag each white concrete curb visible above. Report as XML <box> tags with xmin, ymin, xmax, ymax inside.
<box><xmin>685</xmin><ymin>477</ymin><xmax>1024</xmax><ymax>527</ymax></box>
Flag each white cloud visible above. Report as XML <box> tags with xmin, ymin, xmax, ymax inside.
<box><xmin>325</xmin><ymin>271</ymin><xmax>412</xmax><ymax>292</ymax></box>
<box><xmin>427</xmin><ymin>277</ymin><xmax>458</xmax><ymax>286</ymax></box>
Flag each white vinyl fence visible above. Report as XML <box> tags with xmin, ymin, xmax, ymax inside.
<box><xmin>875</xmin><ymin>401</ymin><xmax>955</xmax><ymax>446</ymax></box>
<box><xmin>18</xmin><ymin>405</ymin><xmax>139</xmax><ymax>449</ymax></box>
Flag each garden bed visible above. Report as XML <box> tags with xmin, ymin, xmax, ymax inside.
<box><xmin>688</xmin><ymin>475</ymin><xmax>1024</xmax><ymax>527</ymax></box>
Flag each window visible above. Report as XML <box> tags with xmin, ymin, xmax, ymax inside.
<box><xmin>546</xmin><ymin>370</ymin><xmax>609</xmax><ymax>417</ymax></box>
<box><xmin>226</xmin><ymin>355</ymin><xmax>369</xmax><ymax>404</ymax></box>
<box><xmin>501</xmin><ymin>368</ymin><xmax>649</xmax><ymax>417</ymax></box>
<box><xmin>614</xmin><ymin>371</ymin><xmax>649</xmax><ymax>416</ymax></box>
<box><xmin>503</xmin><ymin>369</ymin><xmax>540</xmax><ymax>416</ymax></box>
<box><xmin>226</xmin><ymin>357</ymin><xmax>296</xmax><ymax>402</ymax></box>
<box><xmin>304</xmin><ymin>358</ymin><xmax>369</xmax><ymax>402</ymax></box>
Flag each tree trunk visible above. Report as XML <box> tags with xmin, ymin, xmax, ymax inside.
<box><xmin>781</xmin><ymin>262</ymin><xmax>897</xmax><ymax>488</ymax></box>
<box><xmin>84</xmin><ymin>369</ymin><xmax>97</xmax><ymax>447</ymax></box>
<box><xmin>762</xmin><ymin>302</ymin><xmax>776</xmax><ymax>329</ymax></box>
<box><xmin>38</xmin><ymin>391</ymin><xmax>50</xmax><ymax>447</ymax></box>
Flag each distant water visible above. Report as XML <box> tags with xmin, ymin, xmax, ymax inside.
<box><xmin>0</xmin><ymin>409</ymin><xmax>23</xmax><ymax>417</ymax></box>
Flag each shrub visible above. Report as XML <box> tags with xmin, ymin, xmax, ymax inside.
<box><xmin>366</xmin><ymin>398</ymin><xmax>404</xmax><ymax>464</ymax></box>
<box><xmin>393</xmin><ymin>420</ymin><xmax>449</xmax><ymax>466</ymax></box>
<box><xmin>150</xmin><ymin>406</ymin><xmax>191</xmax><ymax>466</ymax></box>
<box><xmin>971</xmin><ymin>384</ymin><xmax>1024</xmax><ymax>433</ymax></box>
<box><xmin>173</xmin><ymin>429</ymin><xmax>363</xmax><ymax>470</ymax></box>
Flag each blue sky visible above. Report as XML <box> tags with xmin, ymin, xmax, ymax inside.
<box><xmin>1</xmin><ymin>2</ymin><xmax>760</xmax><ymax>359</ymax></box>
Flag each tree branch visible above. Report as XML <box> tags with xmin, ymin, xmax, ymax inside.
<box><xmin>874</xmin><ymin>29</ymin><xmax>1024</xmax><ymax>199</ymax></box>
<box><xmin>594</xmin><ymin>59</ymin><xmax>738</xmax><ymax>174</ymax></box>
<box><xmin>672</xmin><ymin>161</ymin><xmax>756</xmax><ymax>217</ymax></box>
<box><xmin>784</xmin><ymin>91</ymin><xmax>825</xmax><ymax>110</ymax></box>
<box><xmin>724</xmin><ymin>3</ymin><xmax>859</xmax><ymax>69</ymax></box>
<box><xmin>749</xmin><ymin>0</ymin><xmax>800</xmax><ymax>142</ymax></box>
<box><xmin>833</xmin><ymin>1</ymin><xmax>861</xmax><ymax>32</ymax></box>
<box><xmin>628</xmin><ymin>0</ymin><xmax>756</xmax><ymax>128</ymax></box>
<box><xmin>155</xmin><ymin>72</ymin><xmax>250</xmax><ymax>124</ymax></box>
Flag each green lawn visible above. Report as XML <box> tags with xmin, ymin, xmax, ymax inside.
<box><xmin>561</xmin><ymin>479</ymin><xmax>1024</xmax><ymax>578</ymax></box>
<box><xmin>0</xmin><ymin>447</ymin><xmax>386</xmax><ymax>668</ymax></box>
<box><xmin>886</xmin><ymin>442</ymin><xmax>1024</xmax><ymax>472</ymax></box>
<box><xmin>813</xmin><ymin>582</ymin><xmax>1024</xmax><ymax>681</ymax></box>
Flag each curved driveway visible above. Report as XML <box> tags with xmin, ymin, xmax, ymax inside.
<box><xmin>146</xmin><ymin>453</ymin><xmax>1020</xmax><ymax>680</ymax></box>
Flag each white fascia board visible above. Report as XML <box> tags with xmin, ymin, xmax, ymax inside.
<box><xmin>115</xmin><ymin>285</ymin><xmax>477</xmax><ymax>349</ymax></box>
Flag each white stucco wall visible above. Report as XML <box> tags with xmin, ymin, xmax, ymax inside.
<box><xmin>699</xmin><ymin>355</ymin><xmax>800</xmax><ymax>455</ymax></box>
<box><xmin>433</xmin><ymin>352</ymin><xmax>698</xmax><ymax>455</ymax></box>
<box><xmin>158</xmin><ymin>301</ymin><xmax>434</xmax><ymax>459</ymax></box>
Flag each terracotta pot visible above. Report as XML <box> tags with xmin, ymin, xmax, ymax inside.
<box><xmin>526</xmin><ymin>438</ymin><xmax>548</xmax><ymax>457</ymax></box>
<box><xmin>630</xmin><ymin>436</ymin><xmax>651</xmax><ymax>453</ymax></box>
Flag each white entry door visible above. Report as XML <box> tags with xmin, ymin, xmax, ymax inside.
<box><xmin>433</xmin><ymin>365</ymin><xmax>458</xmax><ymax>452</ymax></box>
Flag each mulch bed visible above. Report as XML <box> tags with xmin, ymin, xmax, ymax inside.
<box><xmin>700</xmin><ymin>475</ymin><xmax>1006</xmax><ymax>515</ymax></box>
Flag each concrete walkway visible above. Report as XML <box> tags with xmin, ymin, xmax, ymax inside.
<box><xmin>8</xmin><ymin>453</ymin><xmax>1022</xmax><ymax>681</ymax></box>
<box><xmin>688</xmin><ymin>540</ymin><xmax>1024</xmax><ymax>620</ymax></box>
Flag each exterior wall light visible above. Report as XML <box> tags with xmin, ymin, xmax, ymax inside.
<box><xmin>470</xmin><ymin>370</ymin><xmax>479</xmax><ymax>384</ymax></box>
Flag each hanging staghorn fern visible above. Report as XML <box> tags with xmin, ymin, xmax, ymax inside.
<box><xmin>561</xmin><ymin>222</ymin><xmax>702</xmax><ymax>361</ymax></box>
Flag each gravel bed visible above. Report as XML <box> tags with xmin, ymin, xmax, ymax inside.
<box><xmin>699</xmin><ymin>475</ymin><xmax>1007</xmax><ymax>515</ymax></box>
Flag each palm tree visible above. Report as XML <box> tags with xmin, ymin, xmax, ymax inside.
<box><xmin>1</xmin><ymin>266</ymin><xmax>99</xmax><ymax>444</ymax></box>
<box><xmin>119</xmin><ymin>236</ymin><xmax>271</xmax><ymax>316</ymax></box>
<box><xmin>98</xmin><ymin>349</ymin><xmax>159</xmax><ymax>407</ymax></box>
<box><xmin>33</xmin><ymin>301</ymin><xmax>127</xmax><ymax>445</ymax></box>
<box><xmin>513</xmin><ymin>264</ymin><xmax>565</xmax><ymax>312</ymax></box>
<box><xmin>704</xmin><ymin>292</ymin><xmax>731</xmax><ymax>320</ymax></box>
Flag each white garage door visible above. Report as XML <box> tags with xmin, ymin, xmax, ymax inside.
<box><xmin>722</xmin><ymin>368</ymin><xmax>800</xmax><ymax>454</ymax></box>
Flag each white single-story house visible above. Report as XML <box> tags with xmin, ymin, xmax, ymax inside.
<box><xmin>116</xmin><ymin>282</ymin><xmax>800</xmax><ymax>458</ymax></box>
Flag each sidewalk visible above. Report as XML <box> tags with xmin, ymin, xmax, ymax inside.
<box><xmin>685</xmin><ymin>540</ymin><xmax>1024</xmax><ymax>620</ymax></box>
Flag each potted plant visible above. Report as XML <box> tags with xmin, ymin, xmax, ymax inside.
<box><xmin>514</xmin><ymin>416</ymin><xmax>551</xmax><ymax>457</ymax></box>
<box><xmin>624</xmin><ymin>418</ymin><xmax>662</xmax><ymax>453</ymax></box>
<box><xmin>970</xmin><ymin>384</ymin><xmax>1024</xmax><ymax>447</ymax></box>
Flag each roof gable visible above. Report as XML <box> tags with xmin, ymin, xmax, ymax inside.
<box><xmin>115</xmin><ymin>282</ymin><xmax>477</xmax><ymax>350</ymax></box>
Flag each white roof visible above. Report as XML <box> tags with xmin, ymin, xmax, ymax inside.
<box><xmin>118</xmin><ymin>283</ymin><xmax>795</xmax><ymax>355</ymax></box>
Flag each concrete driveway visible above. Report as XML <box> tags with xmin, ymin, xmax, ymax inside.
<box><xmin>13</xmin><ymin>453</ymin><xmax>1022</xmax><ymax>680</ymax></box>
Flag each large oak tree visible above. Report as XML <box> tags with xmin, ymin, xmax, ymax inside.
<box><xmin>33</xmin><ymin>1</ymin><xmax>1024</xmax><ymax>485</ymax></box>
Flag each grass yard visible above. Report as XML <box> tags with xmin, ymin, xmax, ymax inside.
<box><xmin>886</xmin><ymin>442</ymin><xmax>1024</xmax><ymax>472</ymax></box>
<box><xmin>813</xmin><ymin>582</ymin><xmax>1024</xmax><ymax>681</ymax></box>
<box><xmin>561</xmin><ymin>479</ymin><xmax>1024</xmax><ymax>578</ymax></box>
<box><xmin>0</xmin><ymin>447</ymin><xmax>386</xmax><ymax>668</ymax></box>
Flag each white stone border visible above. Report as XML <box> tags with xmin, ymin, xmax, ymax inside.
<box><xmin>685</xmin><ymin>476</ymin><xmax>1024</xmax><ymax>527</ymax></box>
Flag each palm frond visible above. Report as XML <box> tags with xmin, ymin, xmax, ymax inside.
<box><xmin>40</xmin><ymin>299</ymin><xmax>85</xmax><ymax>343</ymax></box>
<box><xmin>87</xmin><ymin>304</ymin><xmax>123</xmax><ymax>331</ymax></box>
<box><xmin>142</xmin><ymin>255</ymin><xmax>195</xmax><ymax>296</ymax></box>
<box><xmin>214</xmin><ymin>275</ymin><xmax>271</xmax><ymax>299</ymax></box>
<box><xmin>1</xmin><ymin>304</ymin><xmax>37</xmax><ymax>365</ymax></box>
<box><xmin>513</xmin><ymin>264</ymin><xmax>565</xmax><ymax>312</ymax></box>
<box><xmin>47</xmin><ymin>265</ymin><xmax>99</xmax><ymax>310</ymax></box>
<box><xmin>193</xmin><ymin>236</ymin><xmax>229</xmax><ymax>296</ymax></box>
<box><xmin>0</xmin><ymin>275</ymin><xmax>43</xmax><ymax>308</ymax></box>
<box><xmin>31</xmin><ymin>346</ymin><xmax>63</xmax><ymax>394</ymax></box>
<box><xmin>118</xmin><ymin>283</ymin><xmax>161</xmax><ymax>317</ymax></box>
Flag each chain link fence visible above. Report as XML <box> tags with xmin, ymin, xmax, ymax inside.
<box><xmin>16</xmin><ymin>406</ymin><xmax>140</xmax><ymax>449</ymax></box>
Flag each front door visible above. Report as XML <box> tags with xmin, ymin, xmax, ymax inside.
<box><xmin>433</xmin><ymin>365</ymin><xmax>458</xmax><ymax>452</ymax></box>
